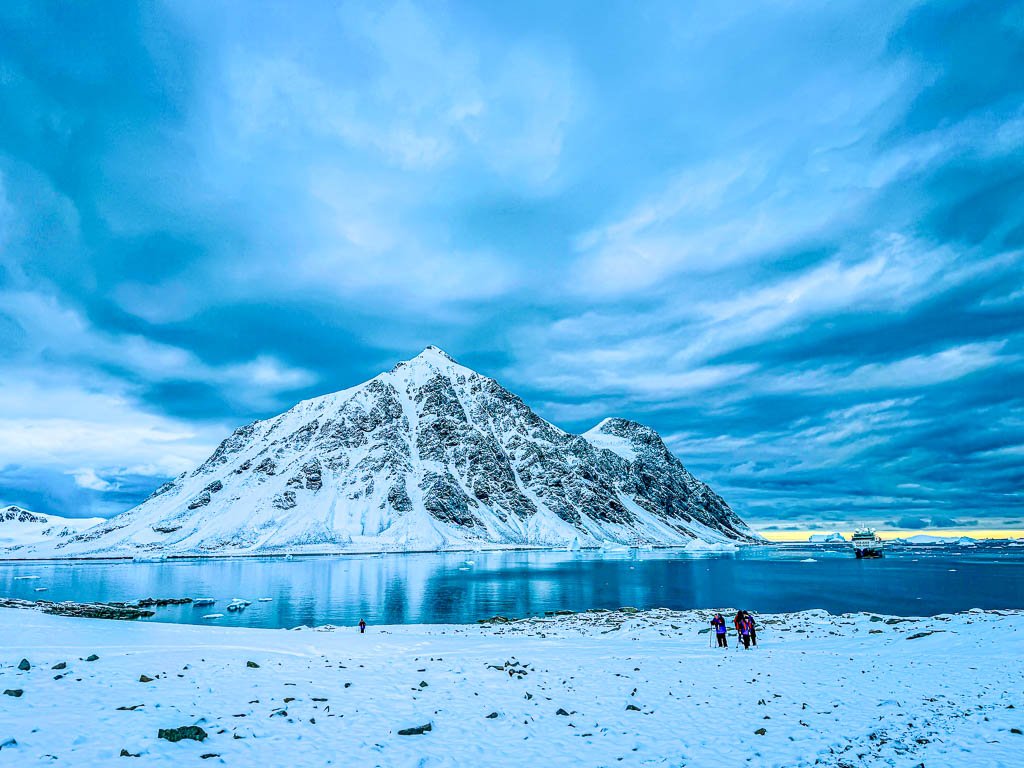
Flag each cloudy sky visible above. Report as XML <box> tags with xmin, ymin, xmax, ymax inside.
<box><xmin>1</xmin><ymin>1</ymin><xmax>1022</xmax><ymax>528</ymax></box>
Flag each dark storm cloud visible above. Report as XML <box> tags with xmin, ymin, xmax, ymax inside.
<box><xmin>0</xmin><ymin>1</ymin><xmax>1021</xmax><ymax>528</ymax></box>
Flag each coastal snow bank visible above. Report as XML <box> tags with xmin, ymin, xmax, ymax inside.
<box><xmin>1</xmin><ymin>607</ymin><xmax>1021</xmax><ymax>766</ymax></box>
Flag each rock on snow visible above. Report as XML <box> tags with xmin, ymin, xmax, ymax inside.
<box><xmin>23</xmin><ymin>347</ymin><xmax>758</xmax><ymax>558</ymax></box>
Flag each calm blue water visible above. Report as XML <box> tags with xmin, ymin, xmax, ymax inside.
<box><xmin>1</xmin><ymin>544</ymin><xmax>1022</xmax><ymax>628</ymax></box>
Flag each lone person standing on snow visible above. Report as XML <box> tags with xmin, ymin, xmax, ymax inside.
<box><xmin>711</xmin><ymin>613</ymin><xmax>728</xmax><ymax>647</ymax></box>
<box><xmin>359</xmin><ymin>618</ymin><xmax>367</xmax><ymax>634</ymax></box>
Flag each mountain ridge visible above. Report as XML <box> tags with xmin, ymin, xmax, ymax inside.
<box><xmin>19</xmin><ymin>347</ymin><xmax>758</xmax><ymax>557</ymax></box>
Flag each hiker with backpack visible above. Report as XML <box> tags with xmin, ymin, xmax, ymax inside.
<box><xmin>744</xmin><ymin>611</ymin><xmax>757</xmax><ymax>647</ymax></box>
<box><xmin>710</xmin><ymin>613</ymin><xmax>728</xmax><ymax>647</ymax></box>
<box><xmin>738</xmin><ymin>613</ymin><xmax>754</xmax><ymax>649</ymax></box>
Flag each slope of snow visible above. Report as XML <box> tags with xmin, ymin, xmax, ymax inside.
<box><xmin>0</xmin><ymin>607</ymin><xmax>1020</xmax><ymax>766</ymax></box>
<box><xmin>0</xmin><ymin>506</ymin><xmax>103</xmax><ymax>550</ymax></box>
<box><xmin>581</xmin><ymin>418</ymin><xmax>638</xmax><ymax>461</ymax></box>
<box><xmin>18</xmin><ymin>348</ymin><xmax>757</xmax><ymax>558</ymax></box>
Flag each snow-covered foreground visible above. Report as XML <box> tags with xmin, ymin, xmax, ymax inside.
<box><xmin>1</xmin><ymin>608</ymin><xmax>1021</xmax><ymax>767</ymax></box>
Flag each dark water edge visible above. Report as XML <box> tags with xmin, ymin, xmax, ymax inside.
<box><xmin>1</xmin><ymin>543</ymin><xmax>1022</xmax><ymax>629</ymax></box>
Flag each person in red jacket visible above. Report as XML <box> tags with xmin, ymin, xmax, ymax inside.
<box><xmin>710</xmin><ymin>613</ymin><xmax>728</xmax><ymax>647</ymax></box>
<box><xmin>358</xmin><ymin>619</ymin><xmax>366</xmax><ymax>634</ymax></box>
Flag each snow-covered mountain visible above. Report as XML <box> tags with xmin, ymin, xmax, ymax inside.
<box><xmin>29</xmin><ymin>347</ymin><xmax>757</xmax><ymax>557</ymax></box>
<box><xmin>0</xmin><ymin>505</ymin><xmax>103</xmax><ymax>549</ymax></box>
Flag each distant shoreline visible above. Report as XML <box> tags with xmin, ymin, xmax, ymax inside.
<box><xmin>757</xmin><ymin>527</ymin><xmax>1024</xmax><ymax>542</ymax></box>
<box><xmin>0</xmin><ymin>540</ymin><xmax>760</xmax><ymax>563</ymax></box>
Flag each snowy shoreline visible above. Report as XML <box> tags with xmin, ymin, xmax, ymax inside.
<box><xmin>2</xmin><ymin>607</ymin><xmax>1021</xmax><ymax>766</ymax></box>
<box><xmin>0</xmin><ymin>539</ymin><xmax>753</xmax><ymax>562</ymax></box>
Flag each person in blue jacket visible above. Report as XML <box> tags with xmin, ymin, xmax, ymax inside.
<box><xmin>710</xmin><ymin>613</ymin><xmax>728</xmax><ymax>647</ymax></box>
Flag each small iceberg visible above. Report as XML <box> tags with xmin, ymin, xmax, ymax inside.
<box><xmin>201</xmin><ymin>613</ymin><xmax>223</xmax><ymax>620</ymax></box>
<box><xmin>683</xmin><ymin>539</ymin><xmax>738</xmax><ymax>552</ymax></box>
<box><xmin>463</xmin><ymin>560</ymin><xmax>475</xmax><ymax>566</ymax></box>
<box><xmin>800</xmin><ymin>558</ymin><xmax>818</xmax><ymax>563</ymax></box>
<box><xmin>258</xmin><ymin>597</ymin><xmax>273</xmax><ymax>602</ymax></box>
<box><xmin>193</xmin><ymin>598</ymin><xmax>216</xmax><ymax>607</ymax></box>
<box><xmin>34</xmin><ymin>587</ymin><xmax>48</xmax><ymax>592</ymax></box>
<box><xmin>227</xmin><ymin>598</ymin><xmax>252</xmax><ymax>612</ymax></box>
<box><xmin>808</xmin><ymin>532</ymin><xmax>846</xmax><ymax>543</ymax></box>
<box><xmin>13</xmin><ymin>575</ymin><xmax>40</xmax><ymax>580</ymax></box>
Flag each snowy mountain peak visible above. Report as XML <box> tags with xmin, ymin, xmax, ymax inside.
<box><xmin>392</xmin><ymin>345</ymin><xmax>469</xmax><ymax>378</ymax></box>
<box><xmin>3</xmin><ymin>505</ymin><xmax>45</xmax><ymax>523</ymax></box>
<box><xmin>412</xmin><ymin>345</ymin><xmax>459</xmax><ymax>364</ymax></box>
<box><xmin>1</xmin><ymin>505</ymin><xmax>104</xmax><ymax>550</ymax></box>
<box><xmin>27</xmin><ymin>349</ymin><xmax>757</xmax><ymax>557</ymax></box>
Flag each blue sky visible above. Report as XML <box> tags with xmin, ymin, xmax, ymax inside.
<box><xmin>1</xmin><ymin>0</ymin><xmax>1022</xmax><ymax>528</ymax></box>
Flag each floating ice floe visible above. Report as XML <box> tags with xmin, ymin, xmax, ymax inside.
<box><xmin>201</xmin><ymin>613</ymin><xmax>223</xmax><ymax>620</ymax></box>
<box><xmin>13</xmin><ymin>575</ymin><xmax>40</xmax><ymax>580</ymax></box>
<box><xmin>800</xmin><ymin>558</ymin><xmax>817</xmax><ymax>563</ymax></box>
<box><xmin>258</xmin><ymin>597</ymin><xmax>272</xmax><ymax>602</ymax></box>
<box><xmin>34</xmin><ymin>587</ymin><xmax>48</xmax><ymax>592</ymax></box>
<box><xmin>227</xmin><ymin>598</ymin><xmax>252</xmax><ymax>612</ymax></box>
<box><xmin>193</xmin><ymin>598</ymin><xmax>216</xmax><ymax>607</ymax></box>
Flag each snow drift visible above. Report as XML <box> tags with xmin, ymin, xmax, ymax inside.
<box><xmin>19</xmin><ymin>347</ymin><xmax>757</xmax><ymax>557</ymax></box>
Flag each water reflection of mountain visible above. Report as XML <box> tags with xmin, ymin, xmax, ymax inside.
<box><xmin>1</xmin><ymin>545</ymin><xmax>1021</xmax><ymax>627</ymax></box>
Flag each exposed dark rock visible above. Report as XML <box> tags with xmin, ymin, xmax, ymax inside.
<box><xmin>136</xmin><ymin>598</ymin><xmax>192</xmax><ymax>608</ymax></box>
<box><xmin>85</xmin><ymin>654</ymin><xmax>99</xmax><ymax>662</ymax></box>
<box><xmin>273</xmin><ymin>491</ymin><xmax>297</xmax><ymax>510</ymax></box>
<box><xmin>906</xmin><ymin>630</ymin><xmax>944</xmax><ymax>640</ymax></box>
<box><xmin>139</xmin><ymin>675</ymin><xmax>154</xmax><ymax>683</ymax></box>
<box><xmin>157</xmin><ymin>726</ymin><xmax>208</xmax><ymax>743</ymax></box>
<box><xmin>246</xmin><ymin>661</ymin><xmax>260</xmax><ymax>668</ymax></box>
<box><xmin>397</xmin><ymin>723</ymin><xmax>432</xmax><ymax>736</ymax></box>
<box><xmin>187</xmin><ymin>492</ymin><xmax>211</xmax><ymax>510</ymax></box>
<box><xmin>52</xmin><ymin>662</ymin><xmax>66</xmax><ymax>670</ymax></box>
<box><xmin>17</xmin><ymin>659</ymin><xmax>30</xmax><ymax>671</ymax></box>
<box><xmin>3</xmin><ymin>689</ymin><xmax>23</xmax><ymax>697</ymax></box>
<box><xmin>3</xmin><ymin>506</ymin><xmax>47</xmax><ymax>523</ymax></box>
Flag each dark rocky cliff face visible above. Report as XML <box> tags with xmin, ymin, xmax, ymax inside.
<box><xmin>54</xmin><ymin>347</ymin><xmax>757</xmax><ymax>555</ymax></box>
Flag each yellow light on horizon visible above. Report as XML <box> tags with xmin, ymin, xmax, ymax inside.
<box><xmin>756</xmin><ymin>528</ymin><xmax>1024</xmax><ymax>542</ymax></box>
